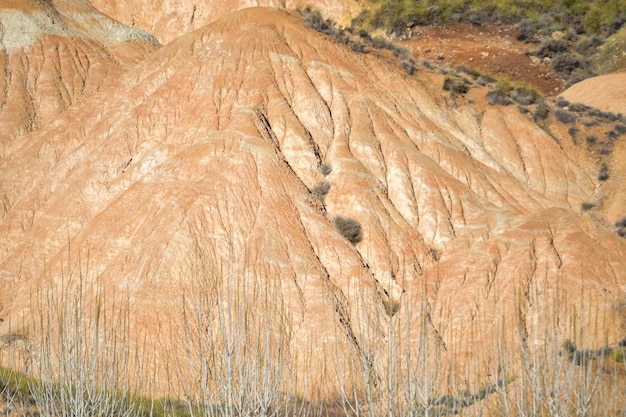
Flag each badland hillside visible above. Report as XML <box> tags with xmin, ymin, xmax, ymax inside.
<box><xmin>1</xmin><ymin>0</ymin><xmax>625</xmax><ymax>415</ymax></box>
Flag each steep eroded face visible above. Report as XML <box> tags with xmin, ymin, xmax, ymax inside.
<box><xmin>0</xmin><ymin>5</ymin><xmax>624</xmax><ymax>408</ymax></box>
<box><xmin>88</xmin><ymin>0</ymin><xmax>363</xmax><ymax>44</ymax></box>
<box><xmin>0</xmin><ymin>0</ymin><xmax>159</xmax><ymax>145</ymax></box>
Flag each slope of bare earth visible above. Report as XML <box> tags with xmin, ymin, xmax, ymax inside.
<box><xmin>0</xmin><ymin>0</ymin><xmax>159</xmax><ymax>146</ymax></box>
<box><xmin>0</xmin><ymin>5</ymin><xmax>625</xmax><ymax>403</ymax></box>
<box><xmin>561</xmin><ymin>73</ymin><xmax>626</xmax><ymax>114</ymax></box>
<box><xmin>89</xmin><ymin>0</ymin><xmax>363</xmax><ymax>44</ymax></box>
<box><xmin>405</xmin><ymin>23</ymin><xmax>564</xmax><ymax>94</ymax></box>
<box><xmin>560</xmin><ymin>73</ymin><xmax>626</xmax><ymax>226</ymax></box>
<box><xmin>92</xmin><ymin>0</ymin><xmax>568</xmax><ymax>96</ymax></box>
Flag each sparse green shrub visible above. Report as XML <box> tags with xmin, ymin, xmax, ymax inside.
<box><xmin>574</xmin><ymin>35</ymin><xmax>604</xmax><ymax>56</ymax></box>
<box><xmin>348</xmin><ymin>28</ymin><xmax>417</xmax><ymax>72</ymax></box>
<box><xmin>402</xmin><ymin>59</ymin><xmax>417</xmax><ymax>75</ymax></box>
<box><xmin>358</xmin><ymin>29</ymin><xmax>372</xmax><ymax>41</ymax></box>
<box><xmin>0</xmin><ymin>366</ymin><xmax>34</xmax><ymax>412</ymax></box>
<box><xmin>371</xmin><ymin>35</ymin><xmax>394</xmax><ymax>50</ymax></box>
<box><xmin>533</xmin><ymin>100</ymin><xmax>550</xmax><ymax>121</ymax></box>
<box><xmin>517</xmin><ymin>19</ymin><xmax>542</xmax><ymax>42</ymax></box>
<box><xmin>303</xmin><ymin>7</ymin><xmax>423</xmax><ymax>73</ymax></box>
<box><xmin>607</xmin><ymin>129</ymin><xmax>619</xmax><ymax>141</ymax></box>
<box><xmin>356</xmin><ymin>0</ymin><xmax>625</xmax><ymax>89</ymax></box>
<box><xmin>487</xmin><ymin>91</ymin><xmax>513</xmax><ymax>106</ymax></box>
<box><xmin>569</xmin><ymin>102</ymin><xmax>591</xmax><ymax>112</ymax></box>
<box><xmin>562</xmin><ymin>339</ymin><xmax>577</xmax><ymax>354</ymax></box>
<box><xmin>476</xmin><ymin>75</ymin><xmax>495</xmax><ymax>86</ymax></box>
<box><xmin>613</xmin><ymin>123</ymin><xmax>626</xmax><ymax>135</ymax></box>
<box><xmin>616</xmin><ymin>217</ymin><xmax>626</xmax><ymax>238</ymax></box>
<box><xmin>513</xmin><ymin>84</ymin><xmax>541</xmax><ymax>105</ymax></box>
<box><xmin>312</xmin><ymin>181</ymin><xmax>331</xmax><ymax>203</ymax></box>
<box><xmin>581</xmin><ymin>118</ymin><xmax>598</xmax><ymax>127</ymax></box>
<box><xmin>27</xmin><ymin>272</ymin><xmax>140</xmax><ymax>417</ymax></box>
<box><xmin>556</xmin><ymin>97</ymin><xmax>569</xmax><ymax>108</ymax></box>
<box><xmin>598</xmin><ymin>164</ymin><xmax>609</xmax><ymax>181</ymax></box>
<box><xmin>566</xmin><ymin>69</ymin><xmax>595</xmax><ymax>87</ymax></box>
<box><xmin>568</xmin><ymin>126</ymin><xmax>580</xmax><ymax>144</ymax></box>
<box><xmin>486</xmin><ymin>79</ymin><xmax>514</xmax><ymax>106</ymax></box>
<box><xmin>355</xmin><ymin>0</ymin><xmax>416</xmax><ymax>36</ymax></box>
<box><xmin>443</xmin><ymin>75</ymin><xmax>470</xmax><ymax>95</ymax></box>
<box><xmin>581</xmin><ymin>202</ymin><xmax>595</xmax><ymax>211</ymax></box>
<box><xmin>333</xmin><ymin>216</ymin><xmax>363</xmax><ymax>244</ymax></box>
<box><xmin>320</xmin><ymin>162</ymin><xmax>332</xmax><ymax>176</ymax></box>
<box><xmin>552</xmin><ymin>52</ymin><xmax>590</xmax><ymax>76</ymax></box>
<box><xmin>597</xmin><ymin>109</ymin><xmax>619</xmax><ymax>121</ymax></box>
<box><xmin>589</xmin><ymin>107</ymin><xmax>602</xmax><ymax>117</ymax></box>
<box><xmin>350</xmin><ymin>39</ymin><xmax>366</xmax><ymax>53</ymax></box>
<box><xmin>599</xmin><ymin>142</ymin><xmax>614</xmax><ymax>155</ymax></box>
<box><xmin>0</xmin><ymin>367</ymin><xmax>191</xmax><ymax>417</ymax></box>
<box><xmin>536</xmin><ymin>38</ymin><xmax>568</xmax><ymax>58</ymax></box>
<box><xmin>554</xmin><ymin>109</ymin><xmax>576</xmax><ymax>124</ymax></box>
<box><xmin>302</xmin><ymin>7</ymin><xmax>337</xmax><ymax>35</ymax></box>
<box><xmin>517</xmin><ymin>16</ymin><xmax>562</xmax><ymax>41</ymax></box>
<box><xmin>456</xmin><ymin>64</ymin><xmax>480</xmax><ymax>77</ymax></box>
<box><xmin>392</xmin><ymin>46</ymin><xmax>411</xmax><ymax>60</ymax></box>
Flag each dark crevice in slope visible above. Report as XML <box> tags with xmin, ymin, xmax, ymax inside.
<box><xmin>254</xmin><ymin>107</ymin><xmax>280</xmax><ymax>149</ymax></box>
<box><xmin>19</xmin><ymin>52</ymin><xmax>38</xmax><ymax>133</ymax></box>
<box><xmin>51</xmin><ymin>41</ymin><xmax>73</xmax><ymax>109</ymax></box>
<box><xmin>546</xmin><ymin>227</ymin><xmax>563</xmax><ymax>270</ymax></box>
<box><xmin>256</xmin><ymin>103</ymin><xmax>406</xmax><ymax>339</ymax></box>
<box><xmin>0</xmin><ymin>49</ymin><xmax>10</xmax><ymax>113</ymax></box>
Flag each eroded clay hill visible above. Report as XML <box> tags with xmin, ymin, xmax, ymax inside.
<box><xmin>561</xmin><ymin>73</ymin><xmax>626</xmax><ymax>114</ymax></box>
<box><xmin>0</xmin><ymin>4</ymin><xmax>625</xmax><ymax>403</ymax></box>
<box><xmin>0</xmin><ymin>0</ymin><xmax>159</xmax><ymax>146</ymax></box>
<box><xmin>561</xmin><ymin>73</ymin><xmax>626</xmax><ymax>226</ymax></box>
<box><xmin>90</xmin><ymin>0</ymin><xmax>363</xmax><ymax>43</ymax></box>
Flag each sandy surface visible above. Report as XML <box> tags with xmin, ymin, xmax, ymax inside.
<box><xmin>405</xmin><ymin>23</ymin><xmax>564</xmax><ymax>94</ymax></box>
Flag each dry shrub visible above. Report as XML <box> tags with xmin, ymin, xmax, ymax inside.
<box><xmin>333</xmin><ymin>216</ymin><xmax>363</xmax><ymax>244</ymax></box>
<box><xmin>312</xmin><ymin>181</ymin><xmax>331</xmax><ymax>204</ymax></box>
